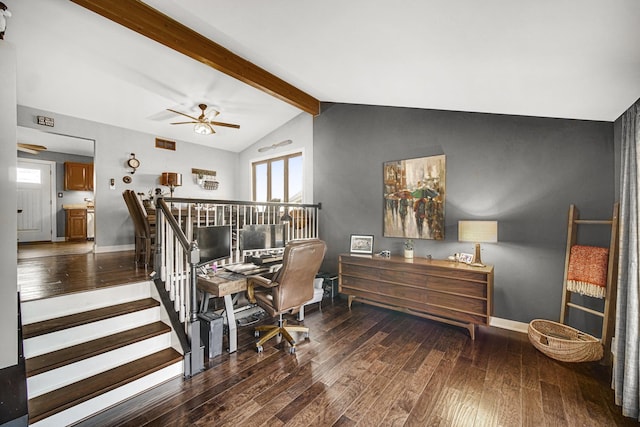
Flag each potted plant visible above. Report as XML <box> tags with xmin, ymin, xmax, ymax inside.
<box><xmin>403</xmin><ymin>239</ymin><xmax>414</xmax><ymax>259</ymax></box>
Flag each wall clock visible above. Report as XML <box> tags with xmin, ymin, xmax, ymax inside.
<box><xmin>127</xmin><ymin>153</ymin><xmax>140</xmax><ymax>174</ymax></box>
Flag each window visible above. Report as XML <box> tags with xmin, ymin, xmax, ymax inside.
<box><xmin>17</xmin><ymin>167</ymin><xmax>41</xmax><ymax>184</ymax></box>
<box><xmin>252</xmin><ymin>152</ymin><xmax>302</xmax><ymax>202</ymax></box>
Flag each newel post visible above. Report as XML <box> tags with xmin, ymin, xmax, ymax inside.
<box><xmin>184</xmin><ymin>240</ymin><xmax>204</xmax><ymax>377</ymax></box>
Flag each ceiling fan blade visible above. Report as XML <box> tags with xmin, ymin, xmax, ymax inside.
<box><xmin>20</xmin><ymin>148</ymin><xmax>39</xmax><ymax>155</ymax></box>
<box><xmin>257</xmin><ymin>145</ymin><xmax>273</xmax><ymax>153</ymax></box>
<box><xmin>209</xmin><ymin>121</ymin><xmax>240</xmax><ymax>129</ymax></box>
<box><xmin>167</xmin><ymin>108</ymin><xmax>200</xmax><ymax>121</ymax></box>
<box><xmin>18</xmin><ymin>143</ymin><xmax>47</xmax><ymax>154</ymax></box>
<box><xmin>17</xmin><ymin>145</ymin><xmax>39</xmax><ymax>155</ymax></box>
<box><xmin>18</xmin><ymin>143</ymin><xmax>47</xmax><ymax>151</ymax></box>
<box><xmin>207</xmin><ymin>124</ymin><xmax>216</xmax><ymax>134</ymax></box>
<box><xmin>170</xmin><ymin>121</ymin><xmax>199</xmax><ymax>125</ymax></box>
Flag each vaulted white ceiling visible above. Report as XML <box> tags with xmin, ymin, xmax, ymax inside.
<box><xmin>8</xmin><ymin>0</ymin><xmax>640</xmax><ymax>153</ymax></box>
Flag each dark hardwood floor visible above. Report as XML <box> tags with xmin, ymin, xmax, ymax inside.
<box><xmin>18</xmin><ymin>243</ymin><xmax>150</xmax><ymax>302</ymax></box>
<box><xmin>18</xmin><ymin>244</ymin><xmax>637</xmax><ymax>426</ymax></box>
<box><xmin>76</xmin><ymin>302</ymin><xmax>636</xmax><ymax>427</ymax></box>
<box><xmin>18</xmin><ymin>241</ymin><xmax>95</xmax><ymax>260</ymax></box>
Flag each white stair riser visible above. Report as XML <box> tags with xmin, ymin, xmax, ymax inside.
<box><xmin>29</xmin><ymin>362</ymin><xmax>183</xmax><ymax>427</ymax></box>
<box><xmin>24</xmin><ymin>308</ymin><xmax>161</xmax><ymax>358</ymax></box>
<box><xmin>27</xmin><ymin>332</ymin><xmax>172</xmax><ymax>398</ymax></box>
<box><xmin>22</xmin><ymin>281</ymin><xmax>154</xmax><ymax>324</ymax></box>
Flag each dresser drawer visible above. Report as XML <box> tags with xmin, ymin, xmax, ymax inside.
<box><xmin>426</xmin><ymin>276</ymin><xmax>488</xmax><ymax>298</ymax></box>
<box><xmin>340</xmin><ymin>275</ymin><xmax>429</xmax><ymax>304</ymax></box>
<box><xmin>341</xmin><ymin>262</ymin><xmax>428</xmax><ymax>288</ymax></box>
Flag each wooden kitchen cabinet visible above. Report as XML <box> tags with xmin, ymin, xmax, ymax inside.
<box><xmin>66</xmin><ymin>209</ymin><xmax>87</xmax><ymax>240</ymax></box>
<box><xmin>64</xmin><ymin>162</ymin><xmax>93</xmax><ymax>191</ymax></box>
<box><xmin>339</xmin><ymin>254</ymin><xmax>493</xmax><ymax>339</ymax></box>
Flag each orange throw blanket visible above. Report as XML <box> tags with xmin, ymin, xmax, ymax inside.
<box><xmin>567</xmin><ymin>245</ymin><xmax>609</xmax><ymax>299</ymax></box>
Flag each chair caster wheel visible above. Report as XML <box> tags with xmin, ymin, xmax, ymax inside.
<box><xmin>304</xmin><ymin>332</ymin><xmax>310</xmax><ymax>340</ymax></box>
<box><xmin>254</xmin><ymin>330</ymin><xmax>260</xmax><ymax>337</ymax></box>
<box><xmin>289</xmin><ymin>347</ymin><xmax>296</xmax><ymax>354</ymax></box>
<box><xmin>256</xmin><ymin>345</ymin><xmax>263</xmax><ymax>353</ymax></box>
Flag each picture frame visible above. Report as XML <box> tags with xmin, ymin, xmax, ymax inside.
<box><xmin>383</xmin><ymin>154</ymin><xmax>446</xmax><ymax>240</ymax></box>
<box><xmin>457</xmin><ymin>252</ymin><xmax>474</xmax><ymax>264</ymax></box>
<box><xmin>350</xmin><ymin>234</ymin><xmax>374</xmax><ymax>254</ymax></box>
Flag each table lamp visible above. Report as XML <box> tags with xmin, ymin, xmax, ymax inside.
<box><xmin>458</xmin><ymin>220</ymin><xmax>498</xmax><ymax>267</ymax></box>
<box><xmin>160</xmin><ymin>172</ymin><xmax>182</xmax><ymax>198</ymax></box>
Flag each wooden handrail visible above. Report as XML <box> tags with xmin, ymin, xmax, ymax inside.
<box><xmin>156</xmin><ymin>198</ymin><xmax>190</xmax><ymax>250</ymax></box>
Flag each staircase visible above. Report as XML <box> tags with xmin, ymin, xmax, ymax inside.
<box><xmin>21</xmin><ymin>281</ymin><xmax>184</xmax><ymax>426</ymax></box>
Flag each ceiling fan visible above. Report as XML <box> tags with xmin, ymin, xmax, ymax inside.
<box><xmin>167</xmin><ymin>103</ymin><xmax>240</xmax><ymax>135</ymax></box>
<box><xmin>17</xmin><ymin>143</ymin><xmax>47</xmax><ymax>155</ymax></box>
<box><xmin>258</xmin><ymin>139</ymin><xmax>293</xmax><ymax>153</ymax></box>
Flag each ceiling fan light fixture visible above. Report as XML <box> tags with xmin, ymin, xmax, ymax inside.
<box><xmin>194</xmin><ymin>122</ymin><xmax>213</xmax><ymax>135</ymax></box>
<box><xmin>168</xmin><ymin>104</ymin><xmax>238</xmax><ymax>135</ymax></box>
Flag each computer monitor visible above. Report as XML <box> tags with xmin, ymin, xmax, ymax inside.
<box><xmin>239</xmin><ymin>224</ymin><xmax>286</xmax><ymax>252</ymax></box>
<box><xmin>193</xmin><ymin>225</ymin><xmax>232</xmax><ymax>265</ymax></box>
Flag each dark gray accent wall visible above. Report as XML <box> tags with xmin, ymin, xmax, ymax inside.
<box><xmin>314</xmin><ymin>103</ymin><xmax>615</xmax><ymax>332</ymax></box>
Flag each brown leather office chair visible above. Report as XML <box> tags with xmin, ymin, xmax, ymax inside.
<box><xmin>247</xmin><ymin>239</ymin><xmax>326</xmax><ymax>354</ymax></box>
<box><xmin>122</xmin><ymin>190</ymin><xmax>155</xmax><ymax>267</ymax></box>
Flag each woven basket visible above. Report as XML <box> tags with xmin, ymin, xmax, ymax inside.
<box><xmin>528</xmin><ymin>319</ymin><xmax>603</xmax><ymax>363</ymax></box>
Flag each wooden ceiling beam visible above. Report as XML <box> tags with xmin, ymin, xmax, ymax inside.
<box><xmin>70</xmin><ymin>0</ymin><xmax>320</xmax><ymax>116</ymax></box>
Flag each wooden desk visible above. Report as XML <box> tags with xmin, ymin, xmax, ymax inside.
<box><xmin>339</xmin><ymin>254</ymin><xmax>493</xmax><ymax>339</ymax></box>
<box><xmin>197</xmin><ymin>271</ymin><xmax>248</xmax><ymax>353</ymax></box>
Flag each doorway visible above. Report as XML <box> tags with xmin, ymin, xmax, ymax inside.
<box><xmin>16</xmin><ymin>127</ymin><xmax>96</xmax><ymax>252</ymax></box>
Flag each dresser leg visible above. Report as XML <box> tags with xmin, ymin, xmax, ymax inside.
<box><xmin>468</xmin><ymin>324</ymin><xmax>476</xmax><ymax>340</ymax></box>
<box><xmin>348</xmin><ymin>295</ymin><xmax>355</xmax><ymax>309</ymax></box>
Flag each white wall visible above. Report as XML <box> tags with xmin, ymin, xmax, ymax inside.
<box><xmin>17</xmin><ymin>106</ymin><xmax>239</xmax><ymax>250</ymax></box>
<box><xmin>237</xmin><ymin>113</ymin><xmax>314</xmax><ymax>203</ymax></box>
<box><xmin>0</xmin><ymin>42</ymin><xmax>18</xmax><ymax>368</ymax></box>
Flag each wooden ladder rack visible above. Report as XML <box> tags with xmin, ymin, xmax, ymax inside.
<box><xmin>559</xmin><ymin>203</ymin><xmax>620</xmax><ymax>363</ymax></box>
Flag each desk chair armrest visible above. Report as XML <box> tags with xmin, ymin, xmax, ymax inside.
<box><xmin>246</xmin><ymin>275</ymin><xmax>278</xmax><ymax>303</ymax></box>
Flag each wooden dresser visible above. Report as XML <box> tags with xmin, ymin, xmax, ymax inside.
<box><xmin>339</xmin><ymin>254</ymin><xmax>493</xmax><ymax>339</ymax></box>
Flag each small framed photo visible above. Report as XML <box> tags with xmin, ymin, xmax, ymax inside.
<box><xmin>350</xmin><ymin>234</ymin><xmax>374</xmax><ymax>254</ymax></box>
<box><xmin>457</xmin><ymin>252</ymin><xmax>474</xmax><ymax>264</ymax></box>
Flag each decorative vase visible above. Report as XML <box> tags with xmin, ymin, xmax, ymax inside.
<box><xmin>404</xmin><ymin>249</ymin><xmax>414</xmax><ymax>259</ymax></box>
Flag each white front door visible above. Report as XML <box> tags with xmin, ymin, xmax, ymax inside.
<box><xmin>17</xmin><ymin>159</ymin><xmax>55</xmax><ymax>242</ymax></box>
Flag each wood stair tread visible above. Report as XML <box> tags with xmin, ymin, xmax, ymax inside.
<box><xmin>26</xmin><ymin>322</ymin><xmax>171</xmax><ymax>377</ymax></box>
<box><xmin>28</xmin><ymin>348</ymin><xmax>182</xmax><ymax>424</ymax></box>
<box><xmin>23</xmin><ymin>298</ymin><xmax>160</xmax><ymax>339</ymax></box>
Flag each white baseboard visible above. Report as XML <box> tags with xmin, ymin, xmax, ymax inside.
<box><xmin>94</xmin><ymin>244</ymin><xmax>134</xmax><ymax>253</ymax></box>
<box><xmin>489</xmin><ymin>317</ymin><xmax>529</xmax><ymax>333</ymax></box>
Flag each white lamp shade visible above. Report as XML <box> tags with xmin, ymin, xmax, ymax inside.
<box><xmin>194</xmin><ymin>122</ymin><xmax>213</xmax><ymax>135</ymax></box>
<box><xmin>458</xmin><ymin>220</ymin><xmax>498</xmax><ymax>243</ymax></box>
